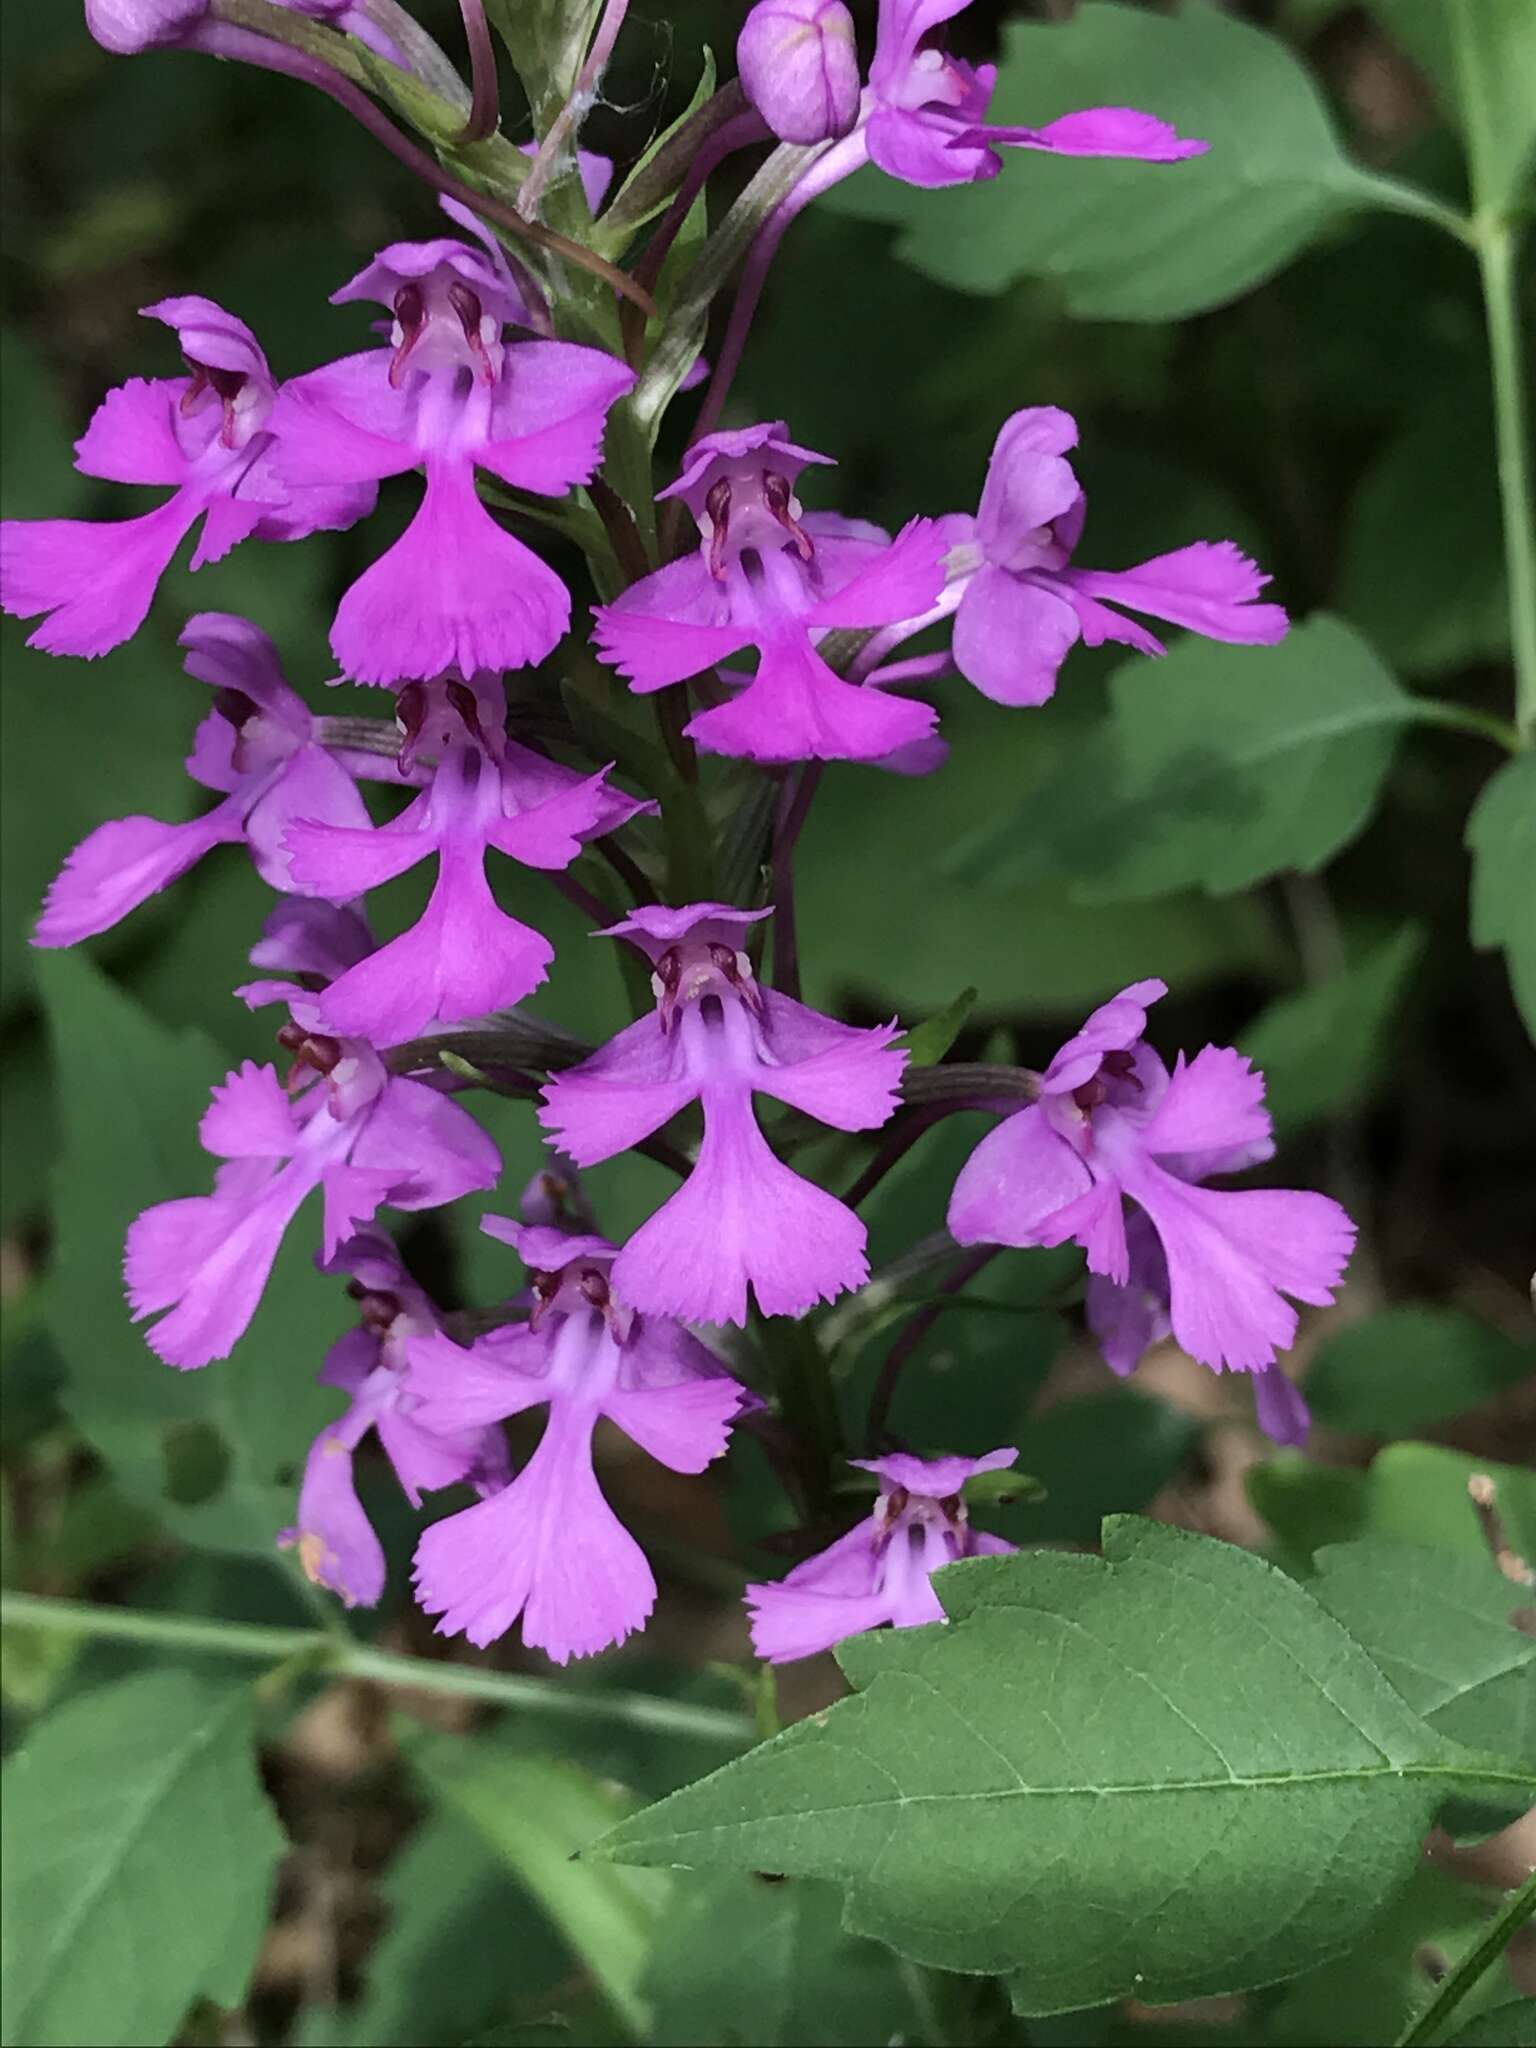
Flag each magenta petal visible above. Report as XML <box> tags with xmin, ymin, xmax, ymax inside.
<box><xmin>320</xmin><ymin>1165</ymin><xmax>402</xmax><ymax>1260</ymax></box>
<box><xmin>593</xmin><ymin>607</ymin><xmax>752</xmax><ymax>693</ymax></box>
<box><xmin>34</xmin><ymin>804</ymin><xmax>244</xmax><ymax>948</ymax></box>
<box><xmin>977</xmin><ymin>108</ymin><xmax>1207</xmax><ymax>162</ymax></box>
<box><xmin>125</xmin><ymin>1167</ymin><xmax>316</xmax><ymax>1368</ymax></box>
<box><xmin>404</xmin><ymin>1326</ymin><xmax>551</xmax><ymax>1432</ymax></box>
<box><xmin>601</xmin><ymin>1375</ymin><xmax>743</xmax><ymax>1474</ymax></box>
<box><xmin>199</xmin><ymin>1060</ymin><xmax>300</xmax><ymax>1159</ymax></box>
<box><xmin>687</xmin><ymin>632</ymin><xmax>937</xmax><ymax>765</ymax></box>
<box><xmin>317</xmin><ymin>844</ymin><xmax>553</xmax><ymax>1044</ymax></box>
<box><xmin>947</xmin><ymin>1104</ymin><xmax>1093</xmax><ymax>1248</ymax></box>
<box><xmin>1034</xmin><ymin>1176</ymin><xmax>1130</xmax><ymax>1284</ymax></box>
<box><xmin>974</xmin><ymin>409</ymin><xmax>1081</xmax><ymax>558</ymax></box>
<box><xmin>267</xmin><ymin>352</ymin><xmax>419</xmax><ymax>488</ymax></box>
<box><xmin>748</xmin><ymin>1578</ymin><xmax>898</xmax><ymax>1664</ymax></box>
<box><xmin>283</xmin><ymin>813</ymin><xmax>429</xmax><ymax>902</ymax></box>
<box><xmin>1</xmin><ymin>493</ymin><xmax>203</xmax><ymax>658</ymax></box>
<box><xmin>346</xmin><ymin>1077</ymin><xmax>500</xmax><ymax>1211</ymax></box>
<box><xmin>245</xmin><ymin>750</ymin><xmax>370</xmax><ymax>893</ymax></box>
<box><xmin>539</xmin><ymin>1013</ymin><xmax>696</xmax><ymax>1168</ymax></box>
<box><xmin>375</xmin><ymin>1408</ymin><xmax>487</xmax><ymax>1507</ymax></box>
<box><xmin>613</xmin><ymin>1087</ymin><xmax>868</xmax><ymax>1326</ymax></box>
<box><xmin>489</xmin><ymin>767</ymin><xmax>619</xmax><ymax>872</ymax></box>
<box><xmin>1085</xmin><ymin>1210</ymin><xmax>1170</xmax><ymax>1377</ymax></box>
<box><xmin>73</xmin><ymin>377</ymin><xmax>188</xmax><ymax>485</ymax></box>
<box><xmin>801</xmin><ymin>518</ymin><xmax>949</xmax><ymax>631</ymax></box>
<box><xmin>1254</xmin><ymin>1365</ymin><xmax>1311</xmax><ymax>1447</ymax></box>
<box><xmin>413</xmin><ymin>1405</ymin><xmax>656</xmax><ymax>1660</ymax></box>
<box><xmin>952</xmin><ymin>565</ymin><xmax>1081</xmax><ymax>707</ymax></box>
<box><xmin>753</xmin><ymin>993</ymin><xmax>906</xmax><ymax>1132</ymax></box>
<box><xmin>330</xmin><ymin>457</ymin><xmax>570</xmax><ymax>685</ymax></box>
<box><xmin>286</xmin><ymin>1429</ymin><xmax>386</xmax><ymax>1608</ymax></box>
<box><xmin>1139</xmin><ymin>1046</ymin><xmax>1273</xmax><ymax>1165</ymax></box>
<box><xmin>478</xmin><ymin>340</ymin><xmax>636</xmax><ymax>496</ymax></box>
<box><xmin>1122</xmin><ymin>1160</ymin><xmax>1355</xmax><ymax>1374</ymax></box>
<box><xmin>866</xmin><ymin>104</ymin><xmax>984</xmax><ymax>189</ymax></box>
<box><xmin>1066</xmin><ymin>541</ymin><xmax>1288</xmax><ymax>646</ymax></box>
<box><xmin>1042</xmin><ymin>980</ymin><xmax>1168</xmax><ymax>1093</ymax></box>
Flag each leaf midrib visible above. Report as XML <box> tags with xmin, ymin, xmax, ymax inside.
<box><xmin>6</xmin><ymin>1685</ymin><xmax>253</xmax><ymax>2039</ymax></box>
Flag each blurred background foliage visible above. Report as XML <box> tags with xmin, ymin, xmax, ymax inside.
<box><xmin>1</xmin><ymin>2</ymin><xmax>1533</xmax><ymax>2044</ymax></box>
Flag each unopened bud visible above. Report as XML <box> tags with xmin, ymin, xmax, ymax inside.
<box><xmin>737</xmin><ymin>0</ymin><xmax>861</xmax><ymax>147</ymax></box>
<box><xmin>85</xmin><ymin>0</ymin><xmax>206</xmax><ymax>55</ymax></box>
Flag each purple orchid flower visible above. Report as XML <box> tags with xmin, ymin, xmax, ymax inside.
<box><xmin>738</xmin><ymin>0</ymin><xmax>861</xmax><ymax>145</ymax></box>
<box><xmin>125</xmin><ymin>903</ymin><xmax>499</xmax><ymax>1369</ymax></box>
<box><xmin>539</xmin><ymin>903</ymin><xmax>906</xmax><ymax>1325</ymax></box>
<box><xmin>747</xmin><ymin>1448</ymin><xmax>1018</xmax><ymax>1663</ymax></box>
<box><xmin>0</xmin><ymin>298</ymin><xmax>374</xmax><ymax>660</ymax></box>
<box><xmin>592</xmin><ymin>423</ymin><xmax>947</xmax><ymax>763</ymax></box>
<box><xmin>947</xmin><ymin>979</ymin><xmax>1355</xmax><ymax>1419</ymax></box>
<box><xmin>409</xmin><ymin>1218</ymin><xmax>748</xmax><ymax>1661</ymax></box>
<box><xmin>84</xmin><ymin>0</ymin><xmax>405</xmax><ymax>63</ymax></box>
<box><xmin>945</xmin><ymin>408</ymin><xmax>1289</xmax><ymax>706</ymax></box>
<box><xmin>282</xmin><ymin>673</ymin><xmax>648</xmax><ymax>1046</ymax></box>
<box><xmin>865</xmin><ymin>0</ymin><xmax>1205</xmax><ymax>190</ymax></box>
<box><xmin>32</xmin><ymin>613</ymin><xmax>386</xmax><ymax>948</ymax></box>
<box><xmin>267</xmin><ymin>238</ymin><xmax>635</xmax><ymax>686</ymax></box>
<box><xmin>279</xmin><ymin>1229</ymin><xmax>511</xmax><ymax>1608</ymax></box>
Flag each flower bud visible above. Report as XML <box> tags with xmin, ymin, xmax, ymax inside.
<box><xmin>84</xmin><ymin>0</ymin><xmax>207</xmax><ymax>54</ymax></box>
<box><xmin>736</xmin><ymin>0</ymin><xmax>861</xmax><ymax>146</ymax></box>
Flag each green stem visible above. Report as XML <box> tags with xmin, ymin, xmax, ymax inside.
<box><xmin>1394</xmin><ymin>1867</ymin><xmax>1536</xmax><ymax>2048</ymax></box>
<box><xmin>1475</xmin><ymin>221</ymin><xmax>1536</xmax><ymax>740</ymax></box>
<box><xmin>1</xmin><ymin>1591</ymin><xmax>749</xmax><ymax>1744</ymax></box>
<box><xmin>1408</xmin><ymin>699</ymin><xmax>1524</xmax><ymax>753</ymax></box>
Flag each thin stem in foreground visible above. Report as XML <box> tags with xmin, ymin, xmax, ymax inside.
<box><xmin>866</xmin><ymin>1246</ymin><xmax>1000</xmax><ymax>1451</ymax></box>
<box><xmin>770</xmin><ymin>763</ymin><xmax>822</xmax><ymax>999</ymax></box>
<box><xmin>1</xmin><ymin>1591</ymin><xmax>750</xmax><ymax>1744</ymax></box>
<box><xmin>1394</xmin><ymin>1867</ymin><xmax>1536</xmax><ymax>2048</ymax></box>
<box><xmin>455</xmin><ymin>0</ymin><xmax>500</xmax><ymax>142</ymax></box>
<box><xmin>1475</xmin><ymin>224</ymin><xmax>1536</xmax><ymax>741</ymax></box>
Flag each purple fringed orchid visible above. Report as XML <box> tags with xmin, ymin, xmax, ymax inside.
<box><xmin>283</xmin><ymin>673</ymin><xmax>648</xmax><ymax>1046</ymax></box>
<box><xmin>593</xmin><ymin>424</ymin><xmax>947</xmax><ymax>763</ymax></box>
<box><xmin>279</xmin><ymin>1230</ymin><xmax>511</xmax><ymax>1608</ymax></box>
<box><xmin>268</xmin><ymin>237</ymin><xmax>634</xmax><ymax>686</ymax></box>
<box><xmin>124</xmin><ymin>904</ymin><xmax>499</xmax><ymax>1369</ymax></box>
<box><xmin>540</xmin><ymin>903</ymin><xmax>906</xmax><ymax>1325</ymax></box>
<box><xmin>863</xmin><ymin>0</ymin><xmax>1205</xmax><ymax>189</ymax></box>
<box><xmin>945</xmin><ymin>409</ymin><xmax>1289</xmax><ymax>707</ymax></box>
<box><xmin>0</xmin><ymin>298</ymin><xmax>373</xmax><ymax>660</ymax></box>
<box><xmin>747</xmin><ymin>1448</ymin><xmax>1018</xmax><ymax>1663</ymax></box>
<box><xmin>409</xmin><ymin>1218</ymin><xmax>749</xmax><ymax>1661</ymax></box>
<box><xmin>738</xmin><ymin>0</ymin><xmax>861</xmax><ymax>144</ymax></box>
<box><xmin>947</xmin><ymin>979</ymin><xmax>1354</xmax><ymax>1432</ymax></box>
<box><xmin>84</xmin><ymin>0</ymin><xmax>405</xmax><ymax>61</ymax></box>
<box><xmin>33</xmin><ymin>613</ymin><xmax>385</xmax><ymax>948</ymax></box>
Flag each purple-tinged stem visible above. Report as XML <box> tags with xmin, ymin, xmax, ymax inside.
<box><xmin>518</xmin><ymin>0</ymin><xmax>630</xmax><ymax>223</ymax></box>
<box><xmin>194</xmin><ymin>19</ymin><xmax>653</xmax><ymax>313</ymax></box>
<box><xmin>857</xmin><ymin>651</ymin><xmax>953</xmax><ymax>690</ymax></box>
<box><xmin>844</xmin><ymin>590</ymin><xmax>963</xmax><ymax>685</ymax></box>
<box><xmin>593</xmin><ymin>832</ymin><xmax>657</xmax><ymax>906</ymax></box>
<box><xmin>769</xmin><ymin>763</ymin><xmax>822</xmax><ymax>999</ymax></box>
<box><xmin>689</xmin><ymin>126</ymin><xmax>868</xmax><ymax>443</ymax></box>
<box><xmin>456</xmin><ymin>0</ymin><xmax>500</xmax><ymax>141</ymax></box>
<box><xmin>844</xmin><ymin>1105</ymin><xmax>948</xmax><ymax>1211</ymax></box>
<box><xmin>866</xmin><ymin>1246</ymin><xmax>1000</xmax><ymax>1451</ymax></box>
<box><xmin>547</xmin><ymin>868</ymin><xmax>614</xmax><ymax>928</ymax></box>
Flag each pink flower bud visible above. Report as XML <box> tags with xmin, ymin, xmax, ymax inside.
<box><xmin>83</xmin><ymin>0</ymin><xmax>207</xmax><ymax>54</ymax></box>
<box><xmin>736</xmin><ymin>0</ymin><xmax>861</xmax><ymax>146</ymax></box>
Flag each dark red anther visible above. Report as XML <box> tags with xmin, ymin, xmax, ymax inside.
<box><xmin>653</xmin><ymin>945</ymin><xmax>685</xmax><ymax>1032</ymax></box>
<box><xmin>885</xmin><ymin>1484</ymin><xmax>910</xmax><ymax>1521</ymax></box>
<box><xmin>181</xmin><ymin>357</ymin><xmax>250</xmax><ymax>447</ymax></box>
<box><xmin>447</xmin><ymin>279</ymin><xmax>495</xmax><ymax>384</ymax></box>
<box><xmin>1101</xmin><ymin>1049</ymin><xmax>1143</xmax><ymax>1091</ymax></box>
<box><xmin>445</xmin><ymin>678</ymin><xmax>489</xmax><ymax>750</ymax></box>
<box><xmin>704</xmin><ymin>477</ymin><xmax>732</xmax><ymax>581</ymax></box>
<box><xmin>761</xmin><ymin>469</ymin><xmax>813</xmax><ymax>562</ymax></box>
<box><xmin>395</xmin><ymin>680</ymin><xmax>429</xmax><ymax>773</ymax></box>
<box><xmin>389</xmin><ymin>282</ymin><xmax>427</xmax><ymax>389</ymax></box>
<box><xmin>214</xmin><ymin>687</ymin><xmax>256</xmax><ymax>731</ymax></box>
<box><xmin>707</xmin><ymin>939</ymin><xmax>763</xmax><ymax>1016</ymax></box>
<box><xmin>276</xmin><ymin>1022</ymin><xmax>308</xmax><ymax>1053</ymax></box>
<box><xmin>357</xmin><ymin>1288</ymin><xmax>402</xmax><ymax>1333</ymax></box>
<box><xmin>940</xmin><ymin>1492</ymin><xmax>963</xmax><ymax>1524</ymax></box>
<box><xmin>276</xmin><ymin>1021</ymin><xmax>343</xmax><ymax>1083</ymax></box>
<box><xmin>578</xmin><ymin>1267</ymin><xmax>610</xmax><ymax>1310</ymax></box>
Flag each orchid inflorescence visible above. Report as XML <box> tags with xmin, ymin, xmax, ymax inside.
<box><xmin>1</xmin><ymin>0</ymin><xmax>1354</xmax><ymax>1668</ymax></box>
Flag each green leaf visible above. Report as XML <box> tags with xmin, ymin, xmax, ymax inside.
<box><xmin>646</xmin><ymin>1873</ymin><xmax>920</xmax><ymax>2048</ymax></box>
<box><xmin>900</xmin><ymin>987</ymin><xmax>978</xmax><ymax>1066</ymax></box>
<box><xmin>38</xmin><ymin>950</ymin><xmax>347</xmax><ymax>1554</ymax></box>
<box><xmin>592</xmin><ymin>1519</ymin><xmax>1520</xmax><ymax>2014</ymax></box>
<box><xmin>1444</xmin><ymin>2000</ymin><xmax>1536</xmax><ymax>2047</ymax></box>
<box><xmin>1466</xmin><ymin>753</ymin><xmax>1536</xmax><ymax>1040</ymax></box>
<box><xmin>951</xmin><ymin>616</ymin><xmax>1413</xmax><ymax>902</ymax></box>
<box><xmin>1338</xmin><ymin>394</ymin><xmax>1507</xmax><ymax>676</ymax></box>
<box><xmin>994</xmin><ymin>1387</ymin><xmax>1199</xmax><ymax>1547</ymax></box>
<box><xmin>1248</xmin><ymin>1442</ymin><xmax>1536</xmax><ymax>1575</ymax></box>
<box><xmin>1448</xmin><ymin>0</ymin><xmax>1536</xmax><ymax>219</ymax></box>
<box><xmin>828</xmin><ymin>1</ymin><xmax>1450</xmax><ymax>319</ymax></box>
<box><xmin>1305</xmin><ymin>1306</ymin><xmax>1535</xmax><ymax>1435</ymax></box>
<box><xmin>1239</xmin><ymin>924</ymin><xmax>1425</xmax><ymax>1134</ymax></box>
<box><xmin>486</xmin><ymin>0</ymin><xmax>601</xmax><ymax>129</ymax></box>
<box><xmin>0</xmin><ymin>1668</ymin><xmax>284</xmax><ymax>2048</ymax></box>
<box><xmin>1310</xmin><ymin>1541</ymin><xmax>1535</xmax><ymax>1763</ymax></box>
<box><xmin>408</xmin><ymin>1732</ymin><xmax>668</xmax><ymax>2038</ymax></box>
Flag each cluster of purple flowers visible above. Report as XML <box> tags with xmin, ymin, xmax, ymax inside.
<box><xmin>1</xmin><ymin>0</ymin><xmax>1354</xmax><ymax>1670</ymax></box>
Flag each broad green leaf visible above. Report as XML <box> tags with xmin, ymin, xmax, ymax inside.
<box><xmin>1305</xmin><ymin>1306</ymin><xmax>1535</xmax><ymax>1435</ymax></box>
<box><xmin>296</xmin><ymin>1806</ymin><xmax>568</xmax><ymax>2048</ymax></box>
<box><xmin>38</xmin><ymin>950</ymin><xmax>347</xmax><ymax>1554</ymax></box>
<box><xmin>486</xmin><ymin>0</ymin><xmax>601</xmax><ymax>129</ymax></box>
<box><xmin>0</xmin><ymin>1668</ymin><xmax>284</xmax><ymax>2048</ymax></box>
<box><xmin>828</xmin><ymin>1</ymin><xmax>1447</xmax><ymax>319</ymax></box>
<box><xmin>408</xmin><ymin>1732</ymin><xmax>668</xmax><ymax>2037</ymax></box>
<box><xmin>1248</xmin><ymin>1442</ymin><xmax>1536</xmax><ymax>1574</ymax></box>
<box><xmin>1448</xmin><ymin>0</ymin><xmax>1536</xmax><ymax>218</ymax></box>
<box><xmin>593</xmin><ymin>1519</ymin><xmax>1522</xmax><ymax>2014</ymax></box>
<box><xmin>992</xmin><ymin>1387</ymin><xmax>1199</xmax><ymax>1547</ymax></box>
<box><xmin>1338</xmin><ymin>395</ymin><xmax>1507</xmax><ymax>676</ymax></box>
<box><xmin>1240</xmin><ymin>924</ymin><xmax>1425</xmax><ymax>1134</ymax></box>
<box><xmin>950</xmin><ymin>616</ymin><xmax>1412</xmax><ymax>902</ymax></box>
<box><xmin>1310</xmin><ymin>1541</ymin><xmax>1535</xmax><ymax>1763</ymax></box>
<box><xmin>1445</xmin><ymin>2000</ymin><xmax>1536</xmax><ymax>2047</ymax></box>
<box><xmin>647</xmin><ymin>1873</ymin><xmax>920</xmax><ymax>2048</ymax></box>
<box><xmin>1466</xmin><ymin>753</ymin><xmax>1536</xmax><ymax>1040</ymax></box>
